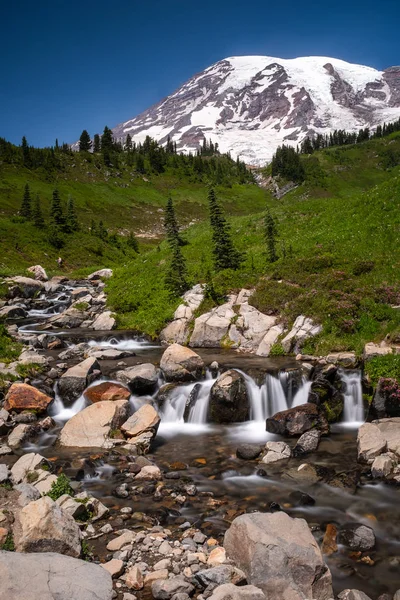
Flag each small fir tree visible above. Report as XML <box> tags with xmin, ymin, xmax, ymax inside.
<box><xmin>164</xmin><ymin>197</ymin><xmax>184</xmax><ymax>247</ymax></box>
<box><xmin>21</xmin><ymin>136</ymin><xmax>30</xmax><ymax>166</ymax></box>
<box><xmin>97</xmin><ymin>220</ymin><xmax>108</xmax><ymax>240</ymax></box>
<box><xmin>50</xmin><ymin>189</ymin><xmax>64</xmax><ymax>226</ymax></box>
<box><xmin>101</xmin><ymin>126</ymin><xmax>114</xmax><ymax>152</ymax></box>
<box><xmin>125</xmin><ymin>134</ymin><xmax>133</xmax><ymax>151</ymax></box>
<box><xmin>93</xmin><ymin>134</ymin><xmax>100</xmax><ymax>153</ymax></box>
<box><xmin>65</xmin><ymin>196</ymin><xmax>79</xmax><ymax>232</ymax></box>
<box><xmin>20</xmin><ymin>184</ymin><xmax>32</xmax><ymax>219</ymax></box>
<box><xmin>165</xmin><ymin>241</ymin><xmax>188</xmax><ymax>296</ymax></box>
<box><xmin>32</xmin><ymin>194</ymin><xmax>45</xmax><ymax>228</ymax></box>
<box><xmin>208</xmin><ymin>187</ymin><xmax>243</xmax><ymax>271</ymax></box>
<box><xmin>127</xmin><ymin>231</ymin><xmax>139</xmax><ymax>253</ymax></box>
<box><xmin>79</xmin><ymin>130</ymin><xmax>92</xmax><ymax>152</ymax></box>
<box><xmin>264</xmin><ymin>207</ymin><xmax>278</xmax><ymax>263</ymax></box>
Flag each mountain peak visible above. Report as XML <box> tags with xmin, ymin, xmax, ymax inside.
<box><xmin>112</xmin><ymin>55</ymin><xmax>400</xmax><ymax>165</ymax></box>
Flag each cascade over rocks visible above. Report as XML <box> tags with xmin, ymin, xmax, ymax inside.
<box><xmin>224</xmin><ymin>511</ymin><xmax>333</xmax><ymax>599</ymax></box>
<box><xmin>59</xmin><ymin>399</ymin><xmax>129</xmax><ymax>448</ymax></box>
<box><xmin>266</xmin><ymin>403</ymin><xmax>329</xmax><ymax>436</ymax></box>
<box><xmin>0</xmin><ymin>551</ymin><xmax>113</xmax><ymax>600</ymax></box>
<box><xmin>208</xmin><ymin>370</ymin><xmax>250</xmax><ymax>423</ymax></box>
<box><xmin>160</xmin><ymin>343</ymin><xmax>204</xmax><ymax>382</ymax></box>
<box><xmin>4</xmin><ymin>383</ymin><xmax>53</xmax><ymax>413</ymax></box>
<box><xmin>58</xmin><ymin>357</ymin><xmax>101</xmax><ymax>404</ymax></box>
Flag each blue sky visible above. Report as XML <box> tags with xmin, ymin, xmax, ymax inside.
<box><xmin>1</xmin><ymin>0</ymin><xmax>399</xmax><ymax>147</ymax></box>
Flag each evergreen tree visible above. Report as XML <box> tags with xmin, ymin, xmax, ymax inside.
<box><xmin>208</xmin><ymin>187</ymin><xmax>243</xmax><ymax>271</ymax></box>
<box><xmin>264</xmin><ymin>207</ymin><xmax>278</xmax><ymax>263</ymax></box>
<box><xmin>79</xmin><ymin>130</ymin><xmax>92</xmax><ymax>152</ymax></box>
<box><xmin>125</xmin><ymin>134</ymin><xmax>133</xmax><ymax>151</ymax></box>
<box><xmin>21</xmin><ymin>136</ymin><xmax>30</xmax><ymax>167</ymax></box>
<box><xmin>93</xmin><ymin>134</ymin><xmax>100</xmax><ymax>153</ymax></box>
<box><xmin>50</xmin><ymin>189</ymin><xmax>64</xmax><ymax>226</ymax></box>
<box><xmin>135</xmin><ymin>154</ymin><xmax>145</xmax><ymax>173</ymax></box>
<box><xmin>165</xmin><ymin>240</ymin><xmax>188</xmax><ymax>296</ymax></box>
<box><xmin>65</xmin><ymin>196</ymin><xmax>79</xmax><ymax>232</ymax></box>
<box><xmin>90</xmin><ymin>219</ymin><xmax>97</xmax><ymax>235</ymax></box>
<box><xmin>101</xmin><ymin>126</ymin><xmax>114</xmax><ymax>152</ymax></box>
<box><xmin>127</xmin><ymin>231</ymin><xmax>139</xmax><ymax>253</ymax></box>
<box><xmin>97</xmin><ymin>220</ymin><xmax>108</xmax><ymax>240</ymax></box>
<box><xmin>164</xmin><ymin>197</ymin><xmax>184</xmax><ymax>247</ymax></box>
<box><xmin>20</xmin><ymin>184</ymin><xmax>32</xmax><ymax>219</ymax></box>
<box><xmin>32</xmin><ymin>194</ymin><xmax>45</xmax><ymax>228</ymax></box>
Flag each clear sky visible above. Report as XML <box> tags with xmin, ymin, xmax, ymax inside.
<box><xmin>1</xmin><ymin>0</ymin><xmax>399</xmax><ymax>147</ymax></box>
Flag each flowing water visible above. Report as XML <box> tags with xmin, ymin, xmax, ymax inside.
<box><xmin>340</xmin><ymin>369</ymin><xmax>365</xmax><ymax>426</ymax></box>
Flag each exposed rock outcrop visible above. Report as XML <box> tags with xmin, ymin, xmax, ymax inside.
<box><xmin>160</xmin><ymin>344</ymin><xmax>204</xmax><ymax>382</ymax></box>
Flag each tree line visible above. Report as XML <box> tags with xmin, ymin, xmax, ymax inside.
<box><xmin>163</xmin><ymin>189</ymin><xmax>281</xmax><ymax>297</ymax></box>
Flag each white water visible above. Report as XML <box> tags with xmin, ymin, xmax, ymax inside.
<box><xmin>340</xmin><ymin>369</ymin><xmax>364</xmax><ymax>425</ymax></box>
<box><xmin>160</xmin><ymin>370</ymin><xmax>217</xmax><ymax>425</ymax></box>
<box><xmin>292</xmin><ymin>376</ymin><xmax>313</xmax><ymax>408</ymax></box>
<box><xmin>88</xmin><ymin>337</ymin><xmax>160</xmax><ymax>351</ymax></box>
<box><xmin>49</xmin><ymin>391</ymin><xmax>88</xmax><ymax>422</ymax></box>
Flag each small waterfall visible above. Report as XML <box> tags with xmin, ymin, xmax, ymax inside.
<box><xmin>88</xmin><ymin>336</ymin><xmax>160</xmax><ymax>351</ymax></box>
<box><xmin>266</xmin><ymin>374</ymin><xmax>289</xmax><ymax>416</ymax></box>
<box><xmin>160</xmin><ymin>370</ymin><xmax>217</xmax><ymax>425</ymax></box>
<box><xmin>340</xmin><ymin>369</ymin><xmax>364</xmax><ymax>424</ymax></box>
<box><xmin>291</xmin><ymin>376</ymin><xmax>312</xmax><ymax>408</ymax></box>
<box><xmin>49</xmin><ymin>391</ymin><xmax>87</xmax><ymax>422</ymax></box>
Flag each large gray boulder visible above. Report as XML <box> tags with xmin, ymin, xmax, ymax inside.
<box><xmin>281</xmin><ymin>315</ymin><xmax>322</xmax><ymax>353</ymax></box>
<box><xmin>116</xmin><ymin>363</ymin><xmax>159</xmax><ymax>394</ymax></box>
<box><xmin>91</xmin><ymin>310</ymin><xmax>116</xmax><ymax>330</ymax></box>
<box><xmin>59</xmin><ymin>399</ymin><xmax>129</xmax><ymax>448</ymax></box>
<box><xmin>266</xmin><ymin>403</ymin><xmax>329</xmax><ymax>436</ymax></box>
<box><xmin>6</xmin><ymin>276</ymin><xmax>45</xmax><ymax>299</ymax></box>
<box><xmin>209</xmin><ymin>370</ymin><xmax>250</xmax><ymax>423</ymax></box>
<box><xmin>224</xmin><ymin>511</ymin><xmax>333</xmax><ymax>600</ymax></box>
<box><xmin>189</xmin><ymin>303</ymin><xmax>235</xmax><ymax>348</ymax></box>
<box><xmin>121</xmin><ymin>403</ymin><xmax>160</xmax><ymax>444</ymax></box>
<box><xmin>0</xmin><ymin>551</ymin><xmax>113</xmax><ymax>600</ymax></box>
<box><xmin>0</xmin><ymin>305</ymin><xmax>27</xmax><ymax>319</ymax></box>
<box><xmin>58</xmin><ymin>357</ymin><xmax>101</xmax><ymax>404</ymax></box>
<box><xmin>15</xmin><ymin>496</ymin><xmax>82</xmax><ymax>557</ymax></box>
<box><xmin>160</xmin><ymin>343</ymin><xmax>204</xmax><ymax>382</ymax></box>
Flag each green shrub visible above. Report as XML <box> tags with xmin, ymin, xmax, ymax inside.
<box><xmin>365</xmin><ymin>354</ymin><xmax>400</xmax><ymax>386</ymax></box>
<box><xmin>47</xmin><ymin>473</ymin><xmax>74</xmax><ymax>501</ymax></box>
<box><xmin>269</xmin><ymin>343</ymin><xmax>285</xmax><ymax>356</ymax></box>
<box><xmin>1</xmin><ymin>533</ymin><xmax>15</xmax><ymax>551</ymax></box>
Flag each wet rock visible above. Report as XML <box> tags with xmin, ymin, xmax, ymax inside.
<box><xmin>235</xmin><ymin>444</ymin><xmax>262</xmax><ymax>461</ymax></box>
<box><xmin>27</xmin><ymin>265</ymin><xmax>48</xmax><ymax>281</ymax></box>
<box><xmin>338</xmin><ymin>523</ymin><xmax>376</xmax><ymax>551</ymax></box>
<box><xmin>266</xmin><ymin>403</ymin><xmax>329</xmax><ymax>436</ymax></box>
<box><xmin>288</xmin><ymin>490</ymin><xmax>315</xmax><ymax>506</ymax></box>
<box><xmin>59</xmin><ymin>399</ymin><xmax>129</xmax><ymax>448</ymax></box>
<box><xmin>321</xmin><ymin>523</ymin><xmax>338</xmax><ymax>555</ymax></box>
<box><xmin>0</xmin><ymin>305</ymin><xmax>27</xmax><ymax>319</ymax></box>
<box><xmin>152</xmin><ymin>576</ymin><xmax>195</xmax><ymax>599</ymax></box>
<box><xmin>209</xmin><ymin>370</ymin><xmax>250</xmax><ymax>424</ymax></box>
<box><xmin>261</xmin><ymin>441</ymin><xmax>291</xmax><ymax>464</ymax></box>
<box><xmin>88</xmin><ymin>268</ymin><xmax>113</xmax><ymax>280</ymax></box>
<box><xmin>4</xmin><ymin>383</ymin><xmax>53</xmax><ymax>413</ymax></box>
<box><xmin>224</xmin><ymin>511</ymin><xmax>333</xmax><ymax>599</ymax></box>
<box><xmin>209</xmin><ymin>584</ymin><xmax>267</xmax><ymax>600</ymax></box>
<box><xmin>135</xmin><ymin>465</ymin><xmax>162</xmax><ymax>480</ymax></box>
<box><xmin>58</xmin><ymin>357</ymin><xmax>101</xmax><ymax>404</ymax></box>
<box><xmin>84</xmin><ymin>381</ymin><xmax>131</xmax><ymax>403</ymax></box>
<box><xmin>49</xmin><ymin>307</ymin><xmax>88</xmax><ymax>329</ymax></box>
<box><xmin>338</xmin><ymin>591</ymin><xmax>373</xmax><ymax>600</ymax></box>
<box><xmin>15</xmin><ymin>496</ymin><xmax>82</xmax><ymax>557</ymax></box>
<box><xmin>116</xmin><ymin>363</ymin><xmax>159</xmax><ymax>394</ymax></box>
<box><xmin>7</xmin><ymin>423</ymin><xmax>36</xmax><ymax>449</ymax></box>
<box><xmin>160</xmin><ymin>344</ymin><xmax>204</xmax><ymax>382</ymax></box>
<box><xmin>308</xmin><ymin>374</ymin><xmax>344</xmax><ymax>423</ymax></box>
<box><xmin>293</xmin><ymin>429</ymin><xmax>321</xmax><ymax>456</ymax></box>
<box><xmin>369</xmin><ymin>378</ymin><xmax>400</xmax><ymax>419</ymax></box>
<box><xmin>6</xmin><ymin>276</ymin><xmax>45</xmax><ymax>299</ymax></box>
<box><xmin>122</xmin><ymin>403</ymin><xmax>160</xmax><ymax>441</ymax></box>
<box><xmin>0</xmin><ymin>551</ymin><xmax>113</xmax><ymax>600</ymax></box>
<box><xmin>91</xmin><ymin>311</ymin><xmax>116</xmax><ymax>330</ymax></box>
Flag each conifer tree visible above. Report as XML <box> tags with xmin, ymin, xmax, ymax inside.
<box><xmin>101</xmin><ymin>126</ymin><xmax>114</xmax><ymax>152</ymax></box>
<box><xmin>164</xmin><ymin>197</ymin><xmax>184</xmax><ymax>247</ymax></box>
<box><xmin>20</xmin><ymin>183</ymin><xmax>32</xmax><ymax>219</ymax></box>
<box><xmin>264</xmin><ymin>207</ymin><xmax>278</xmax><ymax>263</ymax></box>
<box><xmin>21</xmin><ymin>136</ymin><xmax>30</xmax><ymax>166</ymax></box>
<box><xmin>50</xmin><ymin>189</ymin><xmax>64</xmax><ymax>226</ymax></box>
<box><xmin>208</xmin><ymin>187</ymin><xmax>243</xmax><ymax>271</ymax></box>
<box><xmin>165</xmin><ymin>241</ymin><xmax>188</xmax><ymax>296</ymax></box>
<box><xmin>33</xmin><ymin>194</ymin><xmax>45</xmax><ymax>228</ymax></box>
<box><xmin>93</xmin><ymin>134</ymin><xmax>100</xmax><ymax>153</ymax></box>
<box><xmin>65</xmin><ymin>196</ymin><xmax>79</xmax><ymax>232</ymax></box>
<box><xmin>127</xmin><ymin>231</ymin><xmax>139</xmax><ymax>253</ymax></box>
<box><xmin>125</xmin><ymin>134</ymin><xmax>133</xmax><ymax>151</ymax></box>
<box><xmin>97</xmin><ymin>220</ymin><xmax>108</xmax><ymax>240</ymax></box>
<box><xmin>79</xmin><ymin>130</ymin><xmax>92</xmax><ymax>152</ymax></box>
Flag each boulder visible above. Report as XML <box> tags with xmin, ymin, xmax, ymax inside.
<box><xmin>364</xmin><ymin>342</ymin><xmax>392</xmax><ymax>360</ymax></box>
<box><xmin>84</xmin><ymin>381</ymin><xmax>131</xmax><ymax>403</ymax></box>
<box><xmin>91</xmin><ymin>311</ymin><xmax>116</xmax><ymax>330</ymax></box>
<box><xmin>261</xmin><ymin>441</ymin><xmax>291</xmax><ymax>464</ymax></box>
<box><xmin>224</xmin><ymin>511</ymin><xmax>333</xmax><ymax>599</ymax></box>
<box><xmin>228</xmin><ymin>304</ymin><xmax>278</xmax><ymax>352</ymax></box>
<box><xmin>27</xmin><ymin>265</ymin><xmax>48</xmax><ymax>281</ymax></box>
<box><xmin>6</xmin><ymin>276</ymin><xmax>45</xmax><ymax>299</ymax></box>
<box><xmin>256</xmin><ymin>324</ymin><xmax>284</xmax><ymax>357</ymax></box>
<box><xmin>49</xmin><ymin>308</ymin><xmax>87</xmax><ymax>329</ymax></box>
<box><xmin>0</xmin><ymin>305</ymin><xmax>27</xmax><ymax>319</ymax></box>
<box><xmin>357</xmin><ymin>422</ymin><xmax>387</xmax><ymax>463</ymax></box>
<box><xmin>236</xmin><ymin>444</ymin><xmax>263</xmax><ymax>460</ymax></box>
<box><xmin>0</xmin><ymin>464</ymin><xmax>10</xmax><ymax>483</ymax></box>
<box><xmin>15</xmin><ymin>496</ymin><xmax>82</xmax><ymax>557</ymax></box>
<box><xmin>0</xmin><ymin>551</ymin><xmax>113</xmax><ymax>600</ymax></box>
<box><xmin>266</xmin><ymin>403</ymin><xmax>329</xmax><ymax>436</ymax></box>
<box><xmin>281</xmin><ymin>315</ymin><xmax>322</xmax><ymax>353</ymax></box>
<box><xmin>152</xmin><ymin>576</ymin><xmax>195</xmax><ymax>599</ymax></box>
<box><xmin>373</xmin><ymin>417</ymin><xmax>400</xmax><ymax>455</ymax></box>
<box><xmin>116</xmin><ymin>363</ymin><xmax>159</xmax><ymax>394</ymax></box>
<box><xmin>59</xmin><ymin>399</ymin><xmax>129</xmax><ymax>448</ymax></box>
<box><xmin>325</xmin><ymin>352</ymin><xmax>358</xmax><ymax>368</ymax></box>
<box><xmin>11</xmin><ymin>452</ymin><xmax>50</xmax><ymax>484</ymax></box>
<box><xmin>7</xmin><ymin>423</ymin><xmax>35</xmax><ymax>449</ymax></box>
<box><xmin>160</xmin><ymin>318</ymin><xmax>190</xmax><ymax>345</ymax></box>
<box><xmin>369</xmin><ymin>378</ymin><xmax>400</xmax><ymax>419</ymax></box>
<box><xmin>338</xmin><ymin>592</ymin><xmax>373</xmax><ymax>600</ymax></box>
<box><xmin>337</xmin><ymin>523</ymin><xmax>376</xmax><ymax>551</ymax></box>
<box><xmin>209</xmin><ymin>370</ymin><xmax>250</xmax><ymax>423</ymax></box>
<box><xmin>195</xmin><ymin>565</ymin><xmax>246</xmax><ymax>587</ymax></box>
<box><xmin>18</xmin><ymin>350</ymin><xmax>48</xmax><ymax>366</ymax></box>
<box><xmin>209</xmin><ymin>584</ymin><xmax>266</xmax><ymax>600</ymax></box>
<box><xmin>160</xmin><ymin>344</ymin><xmax>204</xmax><ymax>382</ymax></box>
<box><xmin>4</xmin><ymin>383</ymin><xmax>53</xmax><ymax>413</ymax></box>
<box><xmin>371</xmin><ymin>453</ymin><xmax>394</xmax><ymax>478</ymax></box>
<box><xmin>189</xmin><ymin>304</ymin><xmax>234</xmax><ymax>348</ymax></box>
<box><xmin>88</xmin><ymin>268</ymin><xmax>113</xmax><ymax>280</ymax></box>
<box><xmin>58</xmin><ymin>357</ymin><xmax>101</xmax><ymax>404</ymax></box>
<box><xmin>293</xmin><ymin>429</ymin><xmax>321</xmax><ymax>456</ymax></box>
<box><xmin>308</xmin><ymin>375</ymin><xmax>344</xmax><ymax>422</ymax></box>
<box><xmin>121</xmin><ymin>404</ymin><xmax>160</xmax><ymax>442</ymax></box>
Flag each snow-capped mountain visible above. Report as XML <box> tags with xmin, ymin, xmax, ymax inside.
<box><xmin>114</xmin><ymin>56</ymin><xmax>400</xmax><ymax>165</ymax></box>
